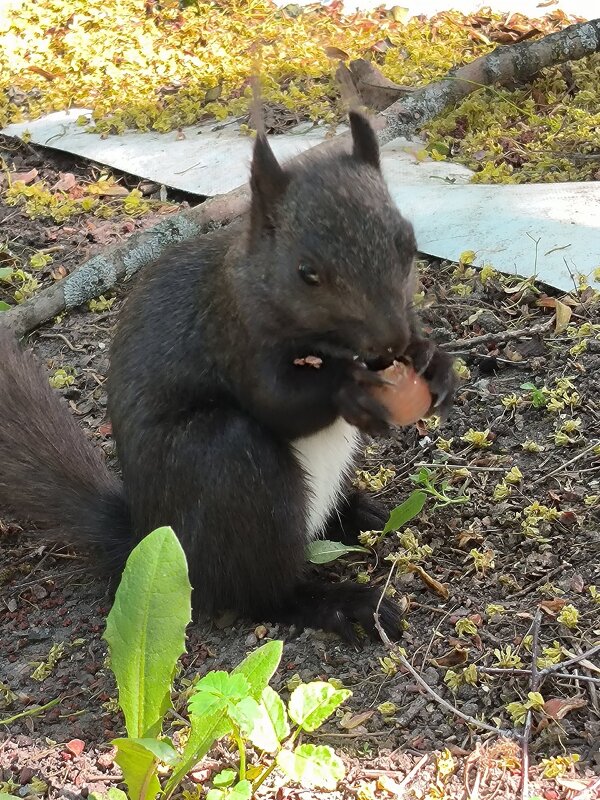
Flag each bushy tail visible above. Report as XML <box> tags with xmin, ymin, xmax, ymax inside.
<box><xmin>0</xmin><ymin>332</ymin><xmax>131</xmax><ymax>569</ymax></box>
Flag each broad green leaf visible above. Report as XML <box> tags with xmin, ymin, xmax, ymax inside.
<box><xmin>288</xmin><ymin>682</ymin><xmax>351</xmax><ymax>731</ymax></box>
<box><xmin>0</xmin><ymin>268</ymin><xmax>13</xmax><ymax>281</ymax></box>
<box><xmin>306</xmin><ymin>539</ymin><xmax>369</xmax><ymax>564</ymax></box>
<box><xmin>261</xmin><ymin>685</ymin><xmax>290</xmax><ymax>742</ymax></box>
<box><xmin>104</xmin><ymin>527</ymin><xmax>192</xmax><ymax>739</ymax></box>
<box><xmin>0</xmin><ymin>301</ymin><xmax>10</xmax><ymax>311</ymax></box>
<box><xmin>277</xmin><ymin>744</ymin><xmax>345</xmax><ymax>789</ymax></box>
<box><xmin>188</xmin><ymin>671</ymin><xmax>250</xmax><ymax>716</ymax></box>
<box><xmin>213</xmin><ymin>768</ymin><xmax>237</xmax><ymax>788</ymax></box>
<box><xmin>0</xmin><ymin>795</ymin><xmax>20</xmax><ymax>799</ymax></box>
<box><xmin>112</xmin><ymin>738</ymin><xmax>177</xmax><ymax>800</ymax></box>
<box><xmin>232</xmin><ymin>640</ymin><xmax>283</xmax><ymax>700</ymax></box>
<box><xmin>163</xmin><ymin>708</ymin><xmax>232</xmax><ymax>798</ymax></box>
<box><xmin>230</xmin><ymin>687</ymin><xmax>288</xmax><ymax>753</ymax></box>
<box><xmin>383</xmin><ymin>491</ymin><xmax>427</xmax><ymax>534</ymax></box>
<box><xmin>206</xmin><ymin>781</ymin><xmax>252</xmax><ymax>800</ymax></box>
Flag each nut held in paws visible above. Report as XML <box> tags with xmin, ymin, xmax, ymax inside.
<box><xmin>371</xmin><ymin>361</ymin><xmax>432</xmax><ymax>426</ymax></box>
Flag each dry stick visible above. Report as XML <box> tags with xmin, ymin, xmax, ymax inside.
<box><xmin>541</xmin><ymin>644</ymin><xmax>600</xmax><ymax>676</ymax></box>
<box><xmin>2</xmin><ymin>19</ymin><xmax>600</xmax><ymax>337</ymax></box>
<box><xmin>520</xmin><ymin>608</ymin><xmax>543</xmax><ymax>800</ymax></box>
<box><xmin>378</xmin><ymin>17</ymin><xmax>600</xmax><ymax>146</ymax></box>
<box><xmin>532</xmin><ymin>442</ymin><xmax>600</xmax><ymax>486</ymax></box>
<box><xmin>478</xmin><ymin>666</ymin><xmax>600</xmax><ymax>686</ymax></box>
<box><xmin>441</xmin><ymin>320</ymin><xmax>554</xmax><ymax>353</ymax></box>
<box><xmin>0</xmin><ymin>190</ymin><xmax>248</xmax><ymax>338</ymax></box>
<box><xmin>373</xmin><ymin>582</ymin><xmax>516</xmax><ymax>740</ymax></box>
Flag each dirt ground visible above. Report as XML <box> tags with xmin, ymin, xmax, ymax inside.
<box><xmin>0</xmin><ymin>136</ymin><xmax>599</xmax><ymax>800</ymax></box>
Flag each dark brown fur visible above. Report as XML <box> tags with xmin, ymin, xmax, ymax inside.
<box><xmin>0</xmin><ymin>113</ymin><xmax>456</xmax><ymax>644</ymax></box>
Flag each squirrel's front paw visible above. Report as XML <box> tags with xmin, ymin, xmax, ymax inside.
<box><xmin>405</xmin><ymin>338</ymin><xmax>457</xmax><ymax>419</ymax></box>
<box><xmin>336</xmin><ymin>362</ymin><xmax>391</xmax><ymax>436</ymax></box>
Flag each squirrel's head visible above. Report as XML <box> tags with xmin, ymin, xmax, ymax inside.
<box><xmin>245</xmin><ymin>111</ymin><xmax>417</xmax><ymax>366</ymax></box>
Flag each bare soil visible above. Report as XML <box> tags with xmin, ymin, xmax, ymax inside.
<box><xmin>1</xmin><ymin>137</ymin><xmax>599</xmax><ymax>800</ymax></box>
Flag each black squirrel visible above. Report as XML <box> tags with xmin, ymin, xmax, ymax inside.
<box><xmin>0</xmin><ymin>113</ymin><xmax>456</xmax><ymax>644</ymax></box>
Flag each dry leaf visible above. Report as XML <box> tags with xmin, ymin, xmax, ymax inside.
<box><xmin>431</xmin><ymin>645</ymin><xmax>469</xmax><ymax>668</ymax></box>
<box><xmin>340</xmin><ymin>709</ymin><xmax>374</xmax><ymax>729</ymax></box>
<box><xmin>324</xmin><ymin>45</ymin><xmax>349</xmax><ymax>60</ymax></box>
<box><xmin>570</xmin><ymin>573</ymin><xmax>585</xmax><ymax>593</ymax></box>
<box><xmin>10</xmin><ymin>167</ymin><xmax>38</xmax><ymax>184</ymax></box>
<box><xmin>52</xmin><ymin>172</ymin><xmax>78</xmax><ymax>192</ymax></box>
<box><xmin>457</xmin><ymin>530</ymin><xmax>484</xmax><ymax>548</ymax></box>
<box><xmin>405</xmin><ymin>564</ymin><xmax>449</xmax><ymax>599</ymax></box>
<box><xmin>51</xmin><ymin>266</ymin><xmax>68</xmax><ymax>281</ymax></box>
<box><xmin>536</xmin><ymin>296</ymin><xmax>572</xmax><ymax>333</ymax></box>
<box><xmin>543</xmin><ymin>696</ymin><xmax>586</xmax><ymax>720</ymax></box>
<box><xmin>562</xmin><ymin>649</ymin><xmax>600</xmax><ymax>674</ymax></box>
<box><xmin>540</xmin><ymin>598</ymin><xmax>567</xmax><ymax>616</ymax></box>
<box><xmin>27</xmin><ymin>65</ymin><xmax>60</xmax><ymax>80</ymax></box>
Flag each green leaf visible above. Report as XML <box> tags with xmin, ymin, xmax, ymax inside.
<box><xmin>230</xmin><ymin>686</ymin><xmax>289</xmax><ymax>753</ymax></box>
<box><xmin>112</xmin><ymin>738</ymin><xmax>177</xmax><ymax>800</ymax></box>
<box><xmin>213</xmin><ymin>768</ymin><xmax>237</xmax><ymax>788</ymax></box>
<box><xmin>188</xmin><ymin>671</ymin><xmax>250</xmax><ymax>716</ymax></box>
<box><xmin>0</xmin><ymin>301</ymin><xmax>10</xmax><ymax>311</ymax></box>
<box><xmin>306</xmin><ymin>539</ymin><xmax>369</xmax><ymax>564</ymax></box>
<box><xmin>277</xmin><ymin>743</ymin><xmax>345</xmax><ymax>789</ymax></box>
<box><xmin>288</xmin><ymin>682</ymin><xmax>351</xmax><ymax>731</ymax></box>
<box><xmin>261</xmin><ymin>685</ymin><xmax>290</xmax><ymax>742</ymax></box>
<box><xmin>88</xmin><ymin>791</ymin><xmax>128</xmax><ymax>800</ymax></box>
<box><xmin>103</xmin><ymin>526</ymin><xmax>192</xmax><ymax>739</ymax></box>
<box><xmin>0</xmin><ymin>795</ymin><xmax>20</xmax><ymax>799</ymax></box>
<box><xmin>231</xmin><ymin>640</ymin><xmax>283</xmax><ymax>700</ymax></box>
<box><xmin>206</xmin><ymin>781</ymin><xmax>252</xmax><ymax>800</ymax></box>
<box><xmin>0</xmin><ymin>267</ymin><xmax>13</xmax><ymax>282</ymax></box>
<box><xmin>163</xmin><ymin>707</ymin><xmax>232</xmax><ymax>798</ymax></box>
<box><xmin>383</xmin><ymin>491</ymin><xmax>427</xmax><ymax>533</ymax></box>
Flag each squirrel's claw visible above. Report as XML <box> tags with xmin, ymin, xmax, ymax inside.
<box><xmin>405</xmin><ymin>339</ymin><xmax>457</xmax><ymax>420</ymax></box>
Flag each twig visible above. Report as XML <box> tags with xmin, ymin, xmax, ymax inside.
<box><xmin>532</xmin><ymin>442</ymin><xmax>600</xmax><ymax>486</ymax></box>
<box><xmin>478</xmin><ymin>666</ymin><xmax>600</xmax><ymax>686</ymax></box>
<box><xmin>414</xmin><ymin>462</ymin><xmax>507</xmax><ymax>473</ymax></box>
<box><xmin>540</xmin><ymin>644</ymin><xmax>600</xmax><ymax>677</ymax></box>
<box><xmin>520</xmin><ymin>609</ymin><xmax>543</xmax><ymax>800</ymax></box>
<box><xmin>508</xmin><ymin>565</ymin><xmax>564</xmax><ymax>598</ymax></box>
<box><xmin>441</xmin><ymin>321</ymin><xmax>553</xmax><ymax>353</ymax></box>
<box><xmin>374</xmin><ymin>589</ymin><xmax>515</xmax><ymax>739</ymax></box>
<box><xmin>38</xmin><ymin>332</ymin><xmax>87</xmax><ymax>352</ymax></box>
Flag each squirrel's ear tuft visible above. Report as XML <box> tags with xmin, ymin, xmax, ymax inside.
<box><xmin>349</xmin><ymin>111</ymin><xmax>380</xmax><ymax>170</ymax></box>
<box><xmin>250</xmin><ymin>133</ymin><xmax>289</xmax><ymax>235</ymax></box>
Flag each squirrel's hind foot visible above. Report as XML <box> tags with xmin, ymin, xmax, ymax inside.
<box><xmin>278</xmin><ymin>580</ymin><xmax>404</xmax><ymax>648</ymax></box>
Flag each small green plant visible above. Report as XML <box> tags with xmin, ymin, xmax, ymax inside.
<box><xmin>101</xmin><ymin>527</ymin><xmax>350</xmax><ymax>800</ymax></box>
<box><xmin>49</xmin><ymin>368</ymin><xmax>75</xmax><ymax>389</ymax></box>
<box><xmin>493</xmin><ymin>646</ymin><xmax>523</xmax><ymax>668</ymax></box>
<box><xmin>409</xmin><ymin>467</ymin><xmax>469</xmax><ymax>508</ymax></box>
<box><xmin>309</xmin><ymin>489</ymin><xmax>426</xmax><ymax>563</ymax></box>
<box><xmin>506</xmin><ymin>691</ymin><xmax>545</xmax><ymax>725</ymax></box>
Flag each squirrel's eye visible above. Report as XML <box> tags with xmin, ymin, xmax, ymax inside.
<box><xmin>298</xmin><ymin>263</ymin><xmax>320</xmax><ymax>286</ymax></box>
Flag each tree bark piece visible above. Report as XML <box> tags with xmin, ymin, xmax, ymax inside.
<box><xmin>378</xmin><ymin>17</ymin><xmax>600</xmax><ymax>144</ymax></box>
<box><xmin>1</xmin><ymin>18</ymin><xmax>598</xmax><ymax>336</ymax></box>
<box><xmin>0</xmin><ymin>189</ymin><xmax>248</xmax><ymax>337</ymax></box>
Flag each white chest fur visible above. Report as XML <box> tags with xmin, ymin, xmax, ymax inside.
<box><xmin>291</xmin><ymin>418</ymin><xmax>360</xmax><ymax>538</ymax></box>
